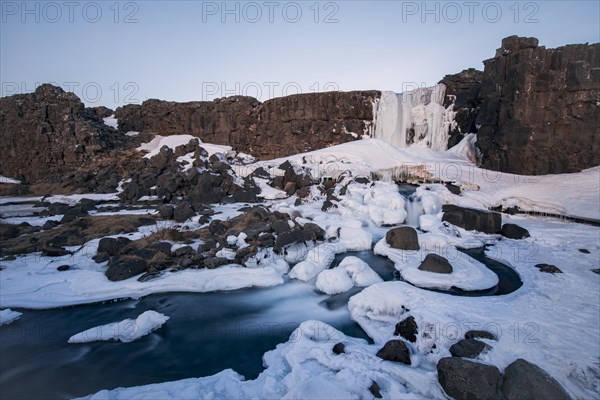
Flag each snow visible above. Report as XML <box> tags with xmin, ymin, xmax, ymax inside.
<box><xmin>1</xmin><ymin>138</ymin><xmax>599</xmax><ymax>399</ymax></box>
<box><xmin>338</xmin><ymin>227</ymin><xmax>372</xmax><ymax>251</ymax></box>
<box><xmin>0</xmin><ymin>175</ymin><xmax>21</xmax><ymax>184</ymax></box>
<box><xmin>244</xmin><ymin>139</ymin><xmax>600</xmax><ymax>221</ymax></box>
<box><xmin>315</xmin><ymin>256</ymin><xmax>383</xmax><ymax>295</ymax></box>
<box><xmin>102</xmin><ymin>115</ymin><xmax>118</xmax><ymax>129</ymax></box>
<box><xmin>288</xmin><ymin>242</ymin><xmax>339</xmax><ymax>281</ymax></box>
<box><xmin>374</xmin><ymin>236</ymin><xmax>499</xmax><ymax>291</ymax></box>
<box><xmin>68</xmin><ymin>310</ymin><xmax>169</xmax><ymax>343</ymax></box>
<box><xmin>0</xmin><ymin>220</ymin><xmax>287</xmax><ymax>309</ymax></box>
<box><xmin>0</xmin><ymin>309</ymin><xmax>22</xmax><ymax>325</ymax></box>
<box><xmin>136</xmin><ymin>135</ymin><xmax>233</xmax><ymax>160</ymax></box>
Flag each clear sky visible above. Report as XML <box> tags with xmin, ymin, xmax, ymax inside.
<box><xmin>1</xmin><ymin>0</ymin><xmax>599</xmax><ymax>109</ymax></box>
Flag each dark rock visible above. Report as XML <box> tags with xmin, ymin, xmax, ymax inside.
<box><xmin>208</xmin><ymin>220</ymin><xmax>226</xmax><ymax>236</ymax></box>
<box><xmin>501</xmin><ymin>224</ymin><xmax>530</xmax><ymax>239</ymax></box>
<box><xmin>321</xmin><ymin>199</ymin><xmax>337</xmax><ymax>212</ymax></box>
<box><xmin>376</xmin><ymin>340</ymin><xmax>411</xmax><ymax>365</ymax></box>
<box><xmin>445</xmin><ymin>183</ymin><xmax>461</xmax><ymax>195</ymax></box>
<box><xmin>332</xmin><ymin>342</ymin><xmax>345</xmax><ymax>355</ymax></box>
<box><xmin>56</xmin><ymin>265</ymin><xmax>71</xmax><ymax>271</ymax></box>
<box><xmin>418</xmin><ymin>254</ymin><xmax>453</xmax><ymax>274</ymax></box>
<box><xmin>78</xmin><ymin>198</ymin><xmax>98</xmax><ymax>212</ymax></box>
<box><xmin>158</xmin><ymin>204</ymin><xmax>174</xmax><ymax>220</ymax></box>
<box><xmin>115</xmin><ymin>91</ymin><xmax>379</xmax><ymax>161</ymax></box>
<box><xmin>465</xmin><ymin>330</ymin><xmax>498</xmax><ymax>341</ymax></box>
<box><xmin>369</xmin><ymin>381</ymin><xmax>383</xmax><ymax>399</ymax></box>
<box><xmin>394</xmin><ymin>316</ymin><xmax>418</xmax><ymax>343</ymax></box>
<box><xmin>250</xmin><ymin>167</ymin><xmax>271</xmax><ymax>179</ymax></box>
<box><xmin>97</xmin><ymin>237</ymin><xmax>131</xmax><ymax>256</ymax></box>
<box><xmin>272</xmin><ymin>220</ymin><xmax>291</xmax><ymax>234</ymax></box>
<box><xmin>0</xmin><ymin>84</ymin><xmax>125</xmax><ymax>183</ymax></box>
<box><xmin>0</xmin><ymin>224</ymin><xmax>20</xmax><ymax>240</ymax></box>
<box><xmin>274</xmin><ymin>229</ymin><xmax>317</xmax><ymax>252</ymax></box>
<box><xmin>173</xmin><ymin>202</ymin><xmax>195</xmax><ymax>223</ymax></box>
<box><xmin>203</xmin><ymin>257</ymin><xmax>230</xmax><ymax>269</ymax></box>
<box><xmin>439</xmin><ymin>68</ymin><xmax>484</xmax><ymax>141</ymax></box>
<box><xmin>284</xmin><ymin>181</ymin><xmax>297</xmax><ymax>196</ymax></box>
<box><xmin>501</xmin><ymin>358</ymin><xmax>570</xmax><ymax>400</ymax></box>
<box><xmin>437</xmin><ymin>357</ymin><xmax>501</xmax><ymax>400</ymax></box>
<box><xmin>534</xmin><ymin>263</ymin><xmax>563</xmax><ymax>274</ymax></box>
<box><xmin>92</xmin><ymin>253</ymin><xmax>110</xmax><ymax>263</ymax></box>
<box><xmin>106</xmin><ymin>256</ymin><xmax>147</xmax><ymax>281</ymax></box>
<box><xmin>302</xmin><ymin>222</ymin><xmax>325</xmax><ymax>240</ymax></box>
<box><xmin>173</xmin><ymin>246</ymin><xmax>194</xmax><ymax>257</ymax></box>
<box><xmin>476</xmin><ymin>37</ymin><xmax>600</xmax><ymax>175</ymax></box>
<box><xmin>41</xmin><ymin>246</ymin><xmax>72</xmax><ymax>257</ymax></box>
<box><xmin>386</xmin><ymin>227</ymin><xmax>420</xmax><ymax>250</ymax></box>
<box><xmin>449</xmin><ymin>339</ymin><xmax>489</xmax><ymax>358</ymax></box>
<box><xmin>60</xmin><ymin>206</ymin><xmax>88</xmax><ymax>223</ymax></box>
<box><xmin>354</xmin><ymin>176</ymin><xmax>370</xmax><ymax>184</ymax></box>
<box><xmin>579</xmin><ymin>248</ymin><xmax>590</xmax><ymax>254</ymax></box>
<box><xmin>149</xmin><ymin>241</ymin><xmax>172</xmax><ymax>255</ymax></box>
<box><xmin>232</xmin><ymin>188</ymin><xmax>258</xmax><ymax>203</ymax></box>
<box><xmin>442</xmin><ymin>204</ymin><xmax>502</xmax><ymax>234</ymax></box>
<box><xmin>592</xmin><ymin>269</ymin><xmax>600</xmax><ymax>275</ymax></box>
<box><xmin>42</xmin><ymin>220</ymin><xmax>61</xmax><ymax>230</ymax></box>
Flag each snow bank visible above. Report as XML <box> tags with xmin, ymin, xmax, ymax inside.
<box><xmin>0</xmin><ymin>309</ymin><xmax>22</xmax><ymax>325</ymax></box>
<box><xmin>289</xmin><ymin>243</ymin><xmax>339</xmax><ymax>281</ymax></box>
<box><xmin>68</xmin><ymin>310</ymin><xmax>169</xmax><ymax>343</ymax></box>
<box><xmin>0</xmin><ymin>175</ymin><xmax>21</xmax><ymax>184</ymax></box>
<box><xmin>374</xmin><ymin>236</ymin><xmax>499</xmax><ymax>291</ymax></box>
<box><xmin>137</xmin><ymin>135</ymin><xmax>232</xmax><ymax>159</ymax></box>
<box><xmin>315</xmin><ymin>256</ymin><xmax>383</xmax><ymax>295</ymax></box>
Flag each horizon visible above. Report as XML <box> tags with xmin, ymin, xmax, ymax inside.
<box><xmin>1</xmin><ymin>1</ymin><xmax>599</xmax><ymax>109</ymax></box>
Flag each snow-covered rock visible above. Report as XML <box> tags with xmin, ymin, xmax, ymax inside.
<box><xmin>68</xmin><ymin>311</ymin><xmax>169</xmax><ymax>343</ymax></box>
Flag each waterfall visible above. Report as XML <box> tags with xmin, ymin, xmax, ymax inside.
<box><xmin>373</xmin><ymin>84</ymin><xmax>454</xmax><ymax>151</ymax></box>
<box><xmin>404</xmin><ymin>194</ymin><xmax>424</xmax><ymax>226</ymax></box>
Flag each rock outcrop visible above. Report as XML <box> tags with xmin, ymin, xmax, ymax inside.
<box><xmin>439</xmin><ymin>68</ymin><xmax>484</xmax><ymax>148</ymax></box>
<box><xmin>476</xmin><ymin>36</ymin><xmax>600</xmax><ymax>175</ymax></box>
<box><xmin>115</xmin><ymin>91</ymin><xmax>380</xmax><ymax>160</ymax></box>
<box><xmin>0</xmin><ymin>85</ymin><xmax>125</xmax><ymax>182</ymax></box>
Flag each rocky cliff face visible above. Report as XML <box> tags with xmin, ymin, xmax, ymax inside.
<box><xmin>439</xmin><ymin>68</ymin><xmax>484</xmax><ymax>148</ymax></box>
<box><xmin>0</xmin><ymin>85</ymin><xmax>124</xmax><ymax>182</ymax></box>
<box><xmin>115</xmin><ymin>91</ymin><xmax>380</xmax><ymax>159</ymax></box>
<box><xmin>476</xmin><ymin>36</ymin><xmax>600</xmax><ymax>175</ymax></box>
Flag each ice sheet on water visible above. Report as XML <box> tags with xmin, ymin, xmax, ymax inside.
<box><xmin>0</xmin><ymin>309</ymin><xmax>22</xmax><ymax>325</ymax></box>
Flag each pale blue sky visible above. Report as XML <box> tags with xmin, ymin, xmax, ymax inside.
<box><xmin>1</xmin><ymin>1</ymin><xmax>599</xmax><ymax>108</ymax></box>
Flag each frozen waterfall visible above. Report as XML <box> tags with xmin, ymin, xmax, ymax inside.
<box><xmin>372</xmin><ymin>84</ymin><xmax>455</xmax><ymax>151</ymax></box>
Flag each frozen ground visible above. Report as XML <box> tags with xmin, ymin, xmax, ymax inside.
<box><xmin>1</xmin><ymin>137</ymin><xmax>599</xmax><ymax>399</ymax></box>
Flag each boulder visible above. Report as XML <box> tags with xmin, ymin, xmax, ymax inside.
<box><xmin>173</xmin><ymin>202</ymin><xmax>195</xmax><ymax>223</ymax></box>
<box><xmin>332</xmin><ymin>342</ymin><xmax>345</xmax><ymax>355</ymax></box>
<box><xmin>274</xmin><ymin>229</ymin><xmax>317</xmax><ymax>252</ymax></box>
<box><xmin>158</xmin><ymin>204</ymin><xmax>174</xmax><ymax>220</ymax></box>
<box><xmin>465</xmin><ymin>330</ymin><xmax>498</xmax><ymax>341</ymax></box>
<box><xmin>97</xmin><ymin>237</ymin><xmax>131</xmax><ymax>256</ymax></box>
<box><xmin>105</xmin><ymin>256</ymin><xmax>147</xmax><ymax>281</ymax></box>
<box><xmin>369</xmin><ymin>381</ymin><xmax>383</xmax><ymax>399</ymax></box>
<box><xmin>501</xmin><ymin>359</ymin><xmax>570</xmax><ymax>400</ymax></box>
<box><xmin>449</xmin><ymin>339</ymin><xmax>489</xmax><ymax>358</ymax></box>
<box><xmin>394</xmin><ymin>316</ymin><xmax>418</xmax><ymax>343</ymax></box>
<box><xmin>376</xmin><ymin>340</ymin><xmax>411</xmax><ymax>365</ymax></box>
<box><xmin>501</xmin><ymin>224</ymin><xmax>530</xmax><ymax>239</ymax></box>
<box><xmin>442</xmin><ymin>205</ymin><xmax>501</xmax><ymax>234</ymax></box>
<box><xmin>386</xmin><ymin>227</ymin><xmax>420</xmax><ymax>250</ymax></box>
<box><xmin>418</xmin><ymin>254</ymin><xmax>453</xmax><ymax>274</ymax></box>
<box><xmin>437</xmin><ymin>357</ymin><xmax>501</xmax><ymax>400</ymax></box>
